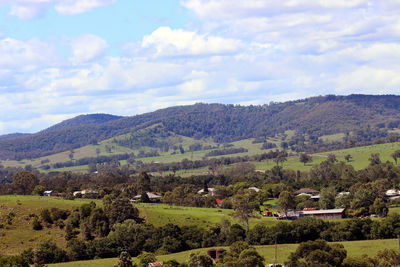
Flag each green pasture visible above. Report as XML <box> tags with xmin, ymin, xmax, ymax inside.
<box><xmin>47</xmin><ymin>140</ymin><xmax>400</xmax><ymax>174</ymax></box>
<box><xmin>49</xmin><ymin>239</ymin><xmax>399</xmax><ymax>266</ymax></box>
<box><xmin>2</xmin><ymin>195</ymin><xmax>400</xmax><ymax>259</ymax></box>
<box><xmin>0</xmin><ymin>196</ymin><xmax>277</xmax><ymax>254</ymax></box>
<box><xmin>0</xmin><ymin>196</ymin><xmax>101</xmax><ymax>255</ymax></box>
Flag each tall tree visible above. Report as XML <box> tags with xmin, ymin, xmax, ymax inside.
<box><xmin>12</xmin><ymin>171</ymin><xmax>38</xmax><ymax>195</ymax></box>
<box><xmin>278</xmin><ymin>191</ymin><xmax>295</xmax><ymax>218</ymax></box>
<box><xmin>273</xmin><ymin>150</ymin><xmax>288</xmax><ymax>166</ymax></box>
<box><xmin>136</xmin><ymin>171</ymin><xmax>151</xmax><ymax>193</ymax></box>
<box><xmin>232</xmin><ymin>192</ymin><xmax>260</xmax><ymax>233</ymax></box>
<box><xmin>391</xmin><ymin>150</ymin><xmax>400</xmax><ymax>164</ymax></box>
<box><xmin>299</xmin><ymin>153</ymin><xmax>312</xmax><ymax>166</ymax></box>
<box><xmin>319</xmin><ymin>187</ymin><xmax>336</xmax><ymax>210</ymax></box>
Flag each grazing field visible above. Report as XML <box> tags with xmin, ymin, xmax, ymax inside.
<box><xmin>253</xmin><ymin>141</ymin><xmax>400</xmax><ymax>172</ymax></box>
<box><xmin>3</xmin><ymin>129</ymin><xmax>400</xmax><ymax>174</ymax></box>
<box><xmin>0</xmin><ymin>196</ymin><xmax>277</xmax><ymax>255</ymax></box>
<box><xmin>49</xmin><ymin>239</ymin><xmax>399</xmax><ymax>267</ymax></box>
<box><xmin>0</xmin><ymin>195</ymin><xmax>101</xmax><ymax>255</ymax></box>
<box><xmin>138</xmin><ymin>203</ymin><xmax>278</xmax><ymax>228</ymax></box>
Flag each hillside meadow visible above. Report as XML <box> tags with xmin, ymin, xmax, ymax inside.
<box><xmin>1</xmin><ymin>195</ymin><xmax>400</xmax><ymax>256</ymax></box>
<box><xmin>48</xmin><ymin>239</ymin><xmax>399</xmax><ymax>266</ymax></box>
<box><xmin>0</xmin><ymin>195</ymin><xmax>279</xmax><ymax>255</ymax></box>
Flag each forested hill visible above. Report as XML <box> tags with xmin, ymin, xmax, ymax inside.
<box><xmin>40</xmin><ymin>114</ymin><xmax>123</xmax><ymax>133</ymax></box>
<box><xmin>1</xmin><ymin>94</ymin><xmax>400</xmax><ymax>160</ymax></box>
<box><xmin>0</xmin><ymin>133</ymin><xmax>31</xmax><ymax>141</ymax></box>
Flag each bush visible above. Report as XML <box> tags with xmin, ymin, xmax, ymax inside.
<box><xmin>0</xmin><ymin>255</ymin><xmax>29</xmax><ymax>267</ymax></box>
<box><xmin>31</xmin><ymin>217</ymin><xmax>42</xmax><ymax>230</ymax></box>
<box><xmin>137</xmin><ymin>252</ymin><xmax>156</xmax><ymax>267</ymax></box>
<box><xmin>40</xmin><ymin>208</ymin><xmax>53</xmax><ymax>225</ymax></box>
<box><xmin>34</xmin><ymin>240</ymin><xmax>68</xmax><ymax>264</ymax></box>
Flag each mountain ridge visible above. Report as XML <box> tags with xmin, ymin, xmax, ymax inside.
<box><xmin>1</xmin><ymin>94</ymin><xmax>400</xmax><ymax>160</ymax></box>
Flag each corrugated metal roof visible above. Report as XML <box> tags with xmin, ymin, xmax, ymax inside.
<box><xmin>300</xmin><ymin>208</ymin><xmax>345</xmax><ymax>215</ymax></box>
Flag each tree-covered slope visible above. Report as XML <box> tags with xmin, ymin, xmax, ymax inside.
<box><xmin>1</xmin><ymin>94</ymin><xmax>400</xmax><ymax>160</ymax></box>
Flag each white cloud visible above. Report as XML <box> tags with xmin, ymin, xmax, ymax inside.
<box><xmin>8</xmin><ymin>3</ymin><xmax>47</xmax><ymax>19</ymax></box>
<box><xmin>181</xmin><ymin>0</ymin><xmax>368</xmax><ymax>19</ymax></box>
<box><xmin>69</xmin><ymin>34</ymin><xmax>108</xmax><ymax>63</ymax></box>
<box><xmin>54</xmin><ymin>0</ymin><xmax>116</xmax><ymax>15</ymax></box>
<box><xmin>336</xmin><ymin>66</ymin><xmax>400</xmax><ymax>93</ymax></box>
<box><xmin>0</xmin><ymin>37</ymin><xmax>55</xmax><ymax>70</ymax></box>
<box><xmin>1</xmin><ymin>0</ymin><xmax>116</xmax><ymax>19</ymax></box>
<box><xmin>141</xmin><ymin>27</ymin><xmax>242</xmax><ymax>57</ymax></box>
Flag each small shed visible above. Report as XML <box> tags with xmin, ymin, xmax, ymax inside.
<box><xmin>133</xmin><ymin>192</ymin><xmax>162</xmax><ymax>201</ymax></box>
<box><xmin>43</xmin><ymin>190</ymin><xmax>53</xmax><ymax>197</ymax></box>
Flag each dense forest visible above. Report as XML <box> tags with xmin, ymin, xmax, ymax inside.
<box><xmin>2</xmin><ymin>94</ymin><xmax>400</xmax><ymax>160</ymax></box>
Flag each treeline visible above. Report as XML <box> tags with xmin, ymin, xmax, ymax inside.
<box><xmin>205</xmin><ymin>147</ymin><xmax>248</xmax><ymax>157</ymax></box>
<box><xmin>138</xmin><ymin>150</ymin><xmax>284</xmax><ymax>173</ymax></box>
<box><xmin>47</xmin><ymin>153</ymin><xmax>135</xmax><ymax>170</ymax></box>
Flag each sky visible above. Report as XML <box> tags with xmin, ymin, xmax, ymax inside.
<box><xmin>1</xmin><ymin>0</ymin><xmax>400</xmax><ymax>134</ymax></box>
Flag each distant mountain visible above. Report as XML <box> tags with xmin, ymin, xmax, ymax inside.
<box><xmin>1</xmin><ymin>94</ymin><xmax>400</xmax><ymax>160</ymax></box>
<box><xmin>0</xmin><ymin>133</ymin><xmax>31</xmax><ymax>141</ymax></box>
<box><xmin>41</xmin><ymin>114</ymin><xmax>123</xmax><ymax>133</ymax></box>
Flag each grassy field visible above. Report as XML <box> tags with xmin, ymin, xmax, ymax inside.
<box><xmin>0</xmin><ymin>196</ymin><xmax>277</xmax><ymax>254</ymax></box>
<box><xmin>138</xmin><ymin>203</ymin><xmax>278</xmax><ymax>228</ymax></box>
<box><xmin>3</xmin><ymin>128</ymin><xmax>400</xmax><ymax>174</ymax></box>
<box><xmin>1</xmin><ymin>195</ymin><xmax>400</xmax><ymax>262</ymax></box>
<box><xmin>0</xmin><ymin>196</ymin><xmax>101</xmax><ymax>255</ymax></box>
<box><xmin>49</xmin><ymin>238</ymin><xmax>399</xmax><ymax>266</ymax></box>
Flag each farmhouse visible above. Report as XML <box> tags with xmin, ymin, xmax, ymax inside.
<box><xmin>299</xmin><ymin>208</ymin><xmax>345</xmax><ymax>219</ymax></box>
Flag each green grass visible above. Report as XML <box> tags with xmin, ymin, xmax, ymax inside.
<box><xmin>251</xmin><ymin>142</ymin><xmax>400</xmax><ymax>172</ymax></box>
<box><xmin>49</xmin><ymin>239</ymin><xmax>400</xmax><ymax>266</ymax></box>
<box><xmin>0</xmin><ymin>196</ymin><xmax>101</xmax><ymax>255</ymax></box>
<box><xmin>0</xmin><ymin>196</ymin><xmax>277</xmax><ymax>255</ymax></box>
<box><xmin>319</xmin><ymin>133</ymin><xmax>346</xmax><ymax>143</ymax></box>
<box><xmin>2</xmin><ymin>195</ymin><xmax>400</xmax><ymax>260</ymax></box>
<box><xmin>137</xmin><ymin>203</ymin><xmax>278</xmax><ymax>229</ymax></box>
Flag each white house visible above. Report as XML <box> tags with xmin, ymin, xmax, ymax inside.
<box><xmin>197</xmin><ymin>188</ymin><xmax>216</xmax><ymax>196</ymax></box>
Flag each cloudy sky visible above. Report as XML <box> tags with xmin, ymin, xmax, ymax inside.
<box><xmin>1</xmin><ymin>0</ymin><xmax>400</xmax><ymax>134</ymax></box>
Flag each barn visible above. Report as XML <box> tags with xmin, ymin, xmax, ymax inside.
<box><xmin>299</xmin><ymin>208</ymin><xmax>345</xmax><ymax>219</ymax></box>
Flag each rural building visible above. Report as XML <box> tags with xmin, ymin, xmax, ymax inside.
<box><xmin>133</xmin><ymin>192</ymin><xmax>162</xmax><ymax>202</ymax></box>
<box><xmin>148</xmin><ymin>262</ymin><xmax>163</xmax><ymax>267</ymax></box>
<box><xmin>299</xmin><ymin>208</ymin><xmax>345</xmax><ymax>219</ymax></box>
<box><xmin>337</xmin><ymin>191</ymin><xmax>350</xmax><ymax>197</ymax></box>
<box><xmin>43</xmin><ymin>190</ymin><xmax>53</xmax><ymax>197</ymax></box>
<box><xmin>384</xmin><ymin>189</ymin><xmax>400</xmax><ymax>201</ymax></box>
<box><xmin>73</xmin><ymin>189</ymin><xmax>98</xmax><ymax>197</ymax></box>
<box><xmin>197</xmin><ymin>187</ymin><xmax>216</xmax><ymax>196</ymax></box>
<box><xmin>311</xmin><ymin>195</ymin><xmax>320</xmax><ymax>201</ymax></box>
<box><xmin>294</xmin><ymin>188</ymin><xmax>319</xmax><ymax>195</ymax></box>
<box><xmin>249</xmin><ymin>186</ymin><xmax>260</xmax><ymax>192</ymax></box>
